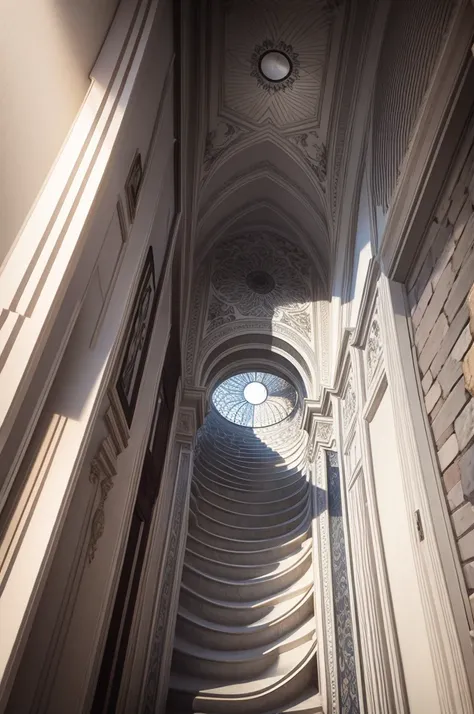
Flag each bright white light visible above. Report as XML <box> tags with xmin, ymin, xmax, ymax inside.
<box><xmin>259</xmin><ymin>51</ymin><xmax>291</xmax><ymax>82</ymax></box>
<box><xmin>244</xmin><ymin>381</ymin><xmax>268</xmax><ymax>405</ymax></box>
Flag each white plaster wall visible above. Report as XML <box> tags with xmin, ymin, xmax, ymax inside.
<box><xmin>369</xmin><ymin>388</ymin><xmax>441</xmax><ymax>714</ymax></box>
<box><xmin>0</xmin><ymin>0</ymin><xmax>177</xmax><ymax>708</ymax></box>
<box><xmin>349</xmin><ymin>174</ymin><xmax>372</xmax><ymax>327</ymax></box>
<box><xmin>0</xmin><ymin>0</ymin><xmax>121</xmax><ymax>267</ymax></box>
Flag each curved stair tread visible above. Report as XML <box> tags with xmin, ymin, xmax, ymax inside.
<box><xmin>177</xmin><ymin>589</ymin><xmax>313</xmax><ymax>633</ymax></box>
<box><xmin>184</xmin><ymin>539</ymin><xmax>312</xmax><ymax>584</ymax></box>
<box><xmin>169</xmin><ymin>639</ymin><xmax>317</xmax><ymax>698</ymax></box>
<box><xmin>180</xmin><ymin>568</ymin><xmax>313</xmax><ymax>611</ymax></box>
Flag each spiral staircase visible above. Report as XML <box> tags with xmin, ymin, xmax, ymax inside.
<box><xmin>166</xmin><ymin>408</ymin><xmax>320</xmax><ymax>714</ymax></box>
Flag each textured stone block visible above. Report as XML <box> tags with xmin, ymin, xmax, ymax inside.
<box><xmin>419</xmin><ymin>312</ymin><xmax>449</xmax><ymax>374</ymax></box>
<box><xmin>452</xmin><ymin>211</ymin><xmax>474</xmax><ymax>274</ymax></box>
<box><xmin>463</xmin><ymin>562</ymin><xmax>474</xmax><ymax>590</ymax></box>
<box><xmin>438</xmin><ymin>355</ymin><xmax>463</xmax><ymax>398</ymax></box>
<box><xmin>464</xmin><ymin>344</ymin><xmax>474</xmax><ymax>398</ymax></box>
<box><xmin>452</xmin><ymin>502</ymin><xmax>474</xmax><ymax>538</ymax></box>
<box><xmin>436</xmin><ymin>425</ymin><xmax>454</xmax><ymax>449</ymax></box>
<box><xmin>445</xmin><ymin>248</ymin><xmax>474</xmax><ymax>322</ymax></box>
<box><xmin>414</xmin><ymin>256</ymin><xmax>433</xmax><ymax>304</ymax></box>
<box><xmin>421</xmin><ymin>370</ymin><xmax>433</xmax><ymax>395</ymax></box>
<box><xmin>412</xmin><ymin>280</ymin><xmax>433</xmax><ymax>330</ymax></box>
<box><xmin>438</xmin><ymin>433</ymin><xmax>459</xmax><ymax>471</ymax></box>
<box><xmin>460</xmin><ymin>442</ymin><xmax>474</xmax><ymax>505</ymax></box>
<box><xmin>443</xmin><ymin>459</ymin><xmax>461</xmax><ymax>492</ymax></box>
<box><xmin>447</xmin><ymin>480</ymin><xmax>464</xmax><ymax>511</ymax></box>
<box><xmin>416</xmin><ymin>263</ymin><xmax>454</xmax><ymax>350</ymax></box>
<box><xmin>431</xmin><ymin>223</ymin><xmax>453</xmax><ymax>268</ymax></box>
<box><xmin>430</xmin><ymin>396</ymin><xmax>444</xmax><ymax>423</ymax></box>
<box><xmin>432</xmin><ymin>227</ymin><xmax>456</xmax><ymax>287</ymax></box>
<box><xmin>458</xmin><ymin>526</ymin><xmax>474</xmax><ymax>561</ymax></box>
<box><xmin>452</xmin><ymin>325</ymin><xmax>472</xmax><ymax>362</ymax></box>
<box><xmin>455</xmin><ymin>399</ymin><xmax>474</xmax><ymax>452</ymax></box>
<box><xmin>432</xmin><ymin>378</ymin><xmax>469</xmax><ymax>442</ymax></box>
<box><xmin>469</xmin><ymin>284</ymin><xmax>474</xmax><ymax>337</ymax></box>
<box><xmin>431</xmin><ymin>304</ymin><xmax>469</xmax><ymax>377</ymax></box>
<box><xmin>448</xmin><ymin>183</ymin><xmax>468</xmax><ymax>225</ymax></box>
<box><xmin>425</xmin><ymin>380</ymin><xmax>441</xmax><ymax>414</ymax></box>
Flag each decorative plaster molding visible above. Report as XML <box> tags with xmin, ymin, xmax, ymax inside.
<box><xmin>142</xmin><ymin>447</ymin><xmax>192</xmax><ymax>713</ymax></box>
<box><xmin>288</xmin><ymin>132</ymin><xmax>327</xmax><ymax>184</ymax></box>
<box><xmin>203</xmin><ymin>121</ymin><xmax>247</xmax><ymax>174</ymax></box>
<box><xmin>366</xmin><ymin>311</ymin><xmax>382</xmax><ymax>387</ymax></box>
<box><xmin>250</xmin><ymin>39</ymin><xmax>301</xmax><ymax>94</ymax></box>
<box><xmin>343</xmin><ymin>373</ymin><xmax>356</xmax><ymax>432</ymax></box>
<box><xmin>87</xmin><ymin>388</ymin><xmax>130</xmax><ymax>563</ymax></box>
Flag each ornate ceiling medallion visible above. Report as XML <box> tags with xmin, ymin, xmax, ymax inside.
<box><xmin>251</xmin><ymin>39</ymin><xmax>300</xmax><ymax>93</ymax></box>
<box><xmin>245</xmin><ymin>270</ymin><xmax>275</xmax><ymax>295</ymax></box>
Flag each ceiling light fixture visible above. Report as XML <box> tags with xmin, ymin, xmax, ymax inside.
<box><xmin>259</xmin><ymin>50</ymin><xmax>292</xmax><ymax>82</ymax></box>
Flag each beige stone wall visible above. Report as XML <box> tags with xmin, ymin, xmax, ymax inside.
<box><xmin>407</xmin><ymin>131</ymin><xmax>474</xmax><ymax>603</ymax></box>
<box><xmin>0</xmin><ymin>0</ymin><xmax>120</xmax><ymax>267</ymax></box>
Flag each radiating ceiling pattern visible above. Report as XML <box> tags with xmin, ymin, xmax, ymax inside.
<box><xmin>222</xmin><ymin>0</ymin><xmax>336</xmax><ymax>128</ymax></box>
<box><xmin>212</xmin><ymin>371</ymin><xmax>298</xmax><ymax>427</ymax></box>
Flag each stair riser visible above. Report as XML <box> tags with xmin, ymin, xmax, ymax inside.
<box><xmin>175</xmin><ymin>598</ymin><xmax>314</xmax><ymax>651</ymax></box>
<box><xmin>182</xmin><ymin>556</ymin><xmax>311</xmax><ymax>602</ymax></box>
<box><xmin>185</xmin><ymin>530</ymin><xmax>310</xmax><ymax>565</ymax></box>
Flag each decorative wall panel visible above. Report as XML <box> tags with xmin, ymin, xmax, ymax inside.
<box><xmin>327</xmin><ymin>450</ymin><xmax>360</xmax><ymax>714</ymax></box>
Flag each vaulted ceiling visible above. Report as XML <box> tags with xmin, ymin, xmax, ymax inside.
<box><xmin>186</xmin><ymin>0</ymin><xmax>377</xmax><ymax>395</ymax></box>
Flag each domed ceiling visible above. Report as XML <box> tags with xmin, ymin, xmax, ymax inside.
<box><xmin>212</xmin><ymin>371</ymin><xmax>298</xmax><ymax>427</ymax></box>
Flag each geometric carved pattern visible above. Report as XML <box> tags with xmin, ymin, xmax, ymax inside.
<box><xmin>221</xmin><ymin>0</ymin><xmax>341</xmax><ymax>129</ymax></box>
<box><xmin>327</xmin><ymin>450</ymin><xmax>360</xmax><ymax>713</ymax></box>
<box><xmin>208</xmin><ymin>232</ymin><xmax>313</xmax><ymax>341</ymax></box>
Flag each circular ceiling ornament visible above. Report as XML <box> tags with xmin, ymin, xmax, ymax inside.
<box><xmin>250</xmin><ymin>39</ymin><xmax>300</xmax><ymax>93</ymax></box>
<box><xmin>245</xmin><ymin>270</ymin><xmax>275</xmax><ymax>295</ymax></box>
<box><xmin>259</xmin><ymin>50</ymin><xmax>292</xmax><ymax>82</ymax></box>
<box><xmin>212</xmin><ymin>371</ymin><xmax>298</xmax><ymax>428</ymax></box>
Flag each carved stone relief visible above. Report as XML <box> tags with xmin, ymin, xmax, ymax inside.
<box><xmin>203</xmin><ymin>121</ymin><xmax>247</xmax><ymax>174</ymax></box>
<box><xmin>326</xmin><ymin>450</ymin><xmax>360</xmax><ymax>713</ymax></box>
<box><xmin>87</xmin><ymin>388</ymin><xmax>130</xmax><ymax>563</ymax></box>
<box><xmin>288</xmin><ymin>131</ymin><xmax>327</xmax><ymax>184</ymax></box>
<box><xmin>366</xmin><ymin>312</ymin><xmax>382</xmax><ymax>387</ymax></box>
<box><xmin>206</xmin><ymin>232</ymin><xmax>313</xmax><ymax>341</ymax></box>
<box><xmin>343</xmin><ymin>373</ymin><xmax>356</xmax><ymax>432</ymax></box>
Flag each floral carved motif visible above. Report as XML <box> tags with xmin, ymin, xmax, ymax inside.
<box><xmin>343</xmin><ymin>375</ymin><xmax>356</xmax><ymax>432</ymax></box>
<box><xmin>207</xmin><ymin>232</ymin><xmax>313</xmax><ymax>340</ymax></box>
<box><xmin>250</xmin><ymin>39</ymin><xmax>300</xmax><ymax>93</ymax></box>
<box><xmin>288</xmin><ymin>131</ymin><xmax>327</xmax><ymax>184</ymax></box>
<box><xmin>203</xmin><ymin>121</ymin><xmax>246</xmax><ymax>174</ymax></box>
<box><xmin>366</xmin><ymin>313</ymin><xmax>382</xmax><ymax>386</ymax></box>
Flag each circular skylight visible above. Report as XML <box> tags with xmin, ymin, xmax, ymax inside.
<box><xmin>259</xmin><ymin>51</ymin><xmax>291</xmax><ymax>82</ymax></box>
<box><xmin>243</xmin><ymin>381</ymin><xmax>268</xmax><ymax>405</ymax></box>
<box><xmin>212</xmin><ymin>372</ymin><xmax>298</xmax><ymax>428</ymax></box>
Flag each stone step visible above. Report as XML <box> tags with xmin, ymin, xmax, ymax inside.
<box><xmin>167</xmin><ymin>640</ymin><xmax>317</xmax><ymax>714</ymax></box>
<box><xmin>184</xmin><ymin>539</ymin><xmax>312</xmax><ymax>581</ymax></box>
<box><xmin>172</xmin><ymin>620</ymin><xmax>315</xmax><ymax>681</ymax></box>
<box><xmin>178</xmin><ymin>570</ymin><xmax>313</xmax><ymax>627</ymax></box>
<box><xmin>175</xmin><ymin>589</ymin><xmax>313</xmax><ymax>651</ymax></box>
<box><xmin>186</xmin><ymin>527</ymin><xmax>310</xmax><ymax>566</ymax></box>
<box><xmin>181</xmin><ymin>544</ymin><xmax>312</xmax><ymax>602</ymax></box>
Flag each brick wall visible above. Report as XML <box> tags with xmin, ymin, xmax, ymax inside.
<box><xmin>407</xmin><ymin>131</ymin><xmax>474</xmax><ymax>609</ymax></box>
